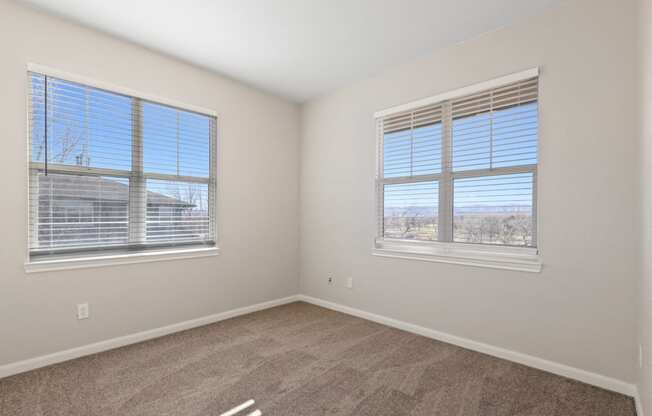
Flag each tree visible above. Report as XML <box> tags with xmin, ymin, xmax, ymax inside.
<box><xmin>35</xmin><ymin>127</ymin><xmax>85</xmax><ymax>165</ymax></box>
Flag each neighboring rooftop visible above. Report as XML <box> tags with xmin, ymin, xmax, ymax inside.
<box><xmin>37</xmin><ymin>174</ymin><xmax>194</xmax><ymax>207</ymax></box>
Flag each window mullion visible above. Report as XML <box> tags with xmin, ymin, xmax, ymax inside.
<box><xmin>438</xmin><ymin>101</ymin><xmax>453</xmax><ymax>242</ymax></box>
<box><xmin>128</xmin><ymin>98</ymin><xmax>146</xmax><ymax>245</ymax></box>
<box><xmin>381</xmin><ymin>174</ymin><xmax>442</xmax><ymax>185</ymax></box>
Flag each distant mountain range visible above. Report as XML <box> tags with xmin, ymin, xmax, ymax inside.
<box><xmin>384</xmin><ymin>205</ymin><xmax>531</xmax><ymax>216</ymax></box>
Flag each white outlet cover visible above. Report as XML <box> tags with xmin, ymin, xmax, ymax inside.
<box><xmin>77</xmin><ymin>303</ymin><xmax>89</xmax><ymax>320</ymax></box>
<box><xmin>346</xmin><ymin>277</ymin><xmax>353</xmax><ymax>289</ymax></box>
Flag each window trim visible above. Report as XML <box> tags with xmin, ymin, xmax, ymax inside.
<box><xmin>374</xmin><ymin>67</ymin><xmax>539</xmax><ymax>119</ymax></box>
<box><xmin>24</xmin><ymin>63</ymin><xmax>220</xmax><ymax>270</ymax></box>
<box><xmin>373</xmin><ymin>240</ymin><xmax>541</xmax><ymax>273</ymax></box>
<box><xmin>24</xmin><ymin>246</ymin><xmax>219</xmax><ymax>273</ymax></box>
<box><xmin>26</xmin><ymin>63</ymin><xmax>217</xmax><ymax>117</ymax></box>
<box><xmin>373</xmin><ymin>68</ymin><xmax>541</xmax><ymax>272</ymax></box>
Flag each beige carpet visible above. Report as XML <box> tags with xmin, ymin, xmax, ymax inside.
<box><xmin>0</xmin><ymin>302</ymin><xmax>636</xmax><ymax>416</ymax></box>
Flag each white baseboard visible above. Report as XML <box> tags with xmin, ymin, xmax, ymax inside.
<box><xmin>0</xmin><ymin>292</ymin><xmax>639</xmax><ymax>403</ymax></box>
<box><xmin>297</xmin><ymin>295</ymin><xmax>637</xmax><ymax>398</ymax></box>
<box><xmin>0</xmin><ymin>295</ymin><xmax>300</xmax><ymax>379</ymax></box>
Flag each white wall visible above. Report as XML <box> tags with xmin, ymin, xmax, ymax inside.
<box><xmin>639</xmin><ymin>0</ymin><xmax>652</xmax><ymax>411</ymax></box>
<box><xmin>300</xmin><ymin>0</ymin><xmax>639</xmax><ymax>383</ymax></box>
<box><xmin>0</xmin><ymin>0</ymin><xmax>300</xmax><ymax>366</ymax></box>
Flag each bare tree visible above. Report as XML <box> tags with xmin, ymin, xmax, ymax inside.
<box><xmin>35</xmin><ymin>128</ymin><xmax>84</xmax><ymax>164</ymax></box>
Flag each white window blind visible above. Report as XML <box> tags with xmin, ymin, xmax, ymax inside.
<box><xmin>28</xmin><ymin>72</ymin><xmax>217</xmax><ymax>259</ymax></box>
<box><xmin>376</xmin><ymin>73</ymin><xmax>538</xmax><ymax>248</ymax></box>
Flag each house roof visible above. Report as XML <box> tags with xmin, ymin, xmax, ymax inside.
<box><xmin>38</xmin><ymin>174</ymin><xmax>195</xmax><ymax>207</ymax></box>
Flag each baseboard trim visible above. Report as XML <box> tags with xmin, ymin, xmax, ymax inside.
<box><xmin>0</xmin><ymin>292</ymin><xmax>638</xmax><ymax>402</ymax></box>
<box><xmin>0</xmin><ymin>295</ymin><xmax>300</xmax><ymax>379</ymax></box>
<box><xmin>297</xmin><ymin>294</ymin><xmax>636</xmax><ymax>397</ymax></box>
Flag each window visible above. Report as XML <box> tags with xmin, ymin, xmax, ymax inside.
<box><xmin>27</xmin><ymin>70</ymin><xmax>217</xmax><ymax>263</ymax></box>
<box><xmin>374</xmin><ymin>69</ymin><xmax>541</xmax><ymax>272</ymax></box>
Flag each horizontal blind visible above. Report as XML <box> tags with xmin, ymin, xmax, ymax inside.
<box><xmin>29</xmin><ymin>74</ymin><xmax>134</xmax><ymax>170</ymax></box>
<box><xmin>146</xmin><ymin>180</ymin><xmax>210</xmax><ymax>243</ymax></box>
<box><xmin>451</xmin><ymin>77</ymin><xmax>538</xmax><ymax>171</ymax></box>
<box><xmin>449</xmin><ymin>77</ymin><xmax>538</xmax><ymax>247</ymax></box>
<box><xmin>142</xmin><ymin>101</ymin><xmax>211</xmax><ymax>177</ymax></box>
<box><xmin>382</xmin><ymin>103</ymin><xmax>443</xmax><ymax>179</ymax></box>
<box><xmin>382</xmin><ymin>103</ymin><xmax>443</xmax><ymax>134</ymax></box>
<box><xmin>31</xmin><ymin>173</ymin><xmax>130</xmax><ymax>250</ymax></box>
<box><xmin>376</xmin><ymin>72</ymin><xmax>539</xmax><ymax>248</ymax></box>
<box><xmin>379</xmin><ymin>102</ymin><xmax>443</xmax><ymax>241</ymax></box>
<box><xmin>383</xmin><ymin>181</ymin><xmax>439</xmax><ymax>241</ymax></box>
<box><xmin>28</xmin><ymin>72</ymin><xmax>217</xmax><ymax>257</ymax></box>
<box><xmin>453</xmin><ymin>172</ymin><xmax>534</xmax><ymax>246</ymax></box>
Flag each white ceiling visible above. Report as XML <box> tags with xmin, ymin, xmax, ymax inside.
<box><xmin>20</xmin><ymin>0</ymin><xmax>559</xmax><ymax>102</ymax></box>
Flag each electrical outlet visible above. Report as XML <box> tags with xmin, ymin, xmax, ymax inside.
<box><xmin>640</xmin><ymin>344</ymin><xmax>644</xmax><ymax>369</ymax></box>
<box><xmin>346</xmin><ymin>277</ymin><xmax>353</xmax><ymax>289</ymax></box>
<box><xmin>77</xmin><ymin>303</ymin><xmax>89</xmax><ymax>320</ymax></box>
<box><xmin>327</xmin><ymin>276</ymin><xmax>334</xmax><ymax>285</ymax></box>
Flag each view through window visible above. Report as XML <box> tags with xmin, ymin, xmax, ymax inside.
<box><xmin>28</xmin><ymin>72</ymin><xmax>217</xmax><ymax>258</ymax></box>
<box><xmin>378</xmin><ymin>76</ymin><xmax>538</xmax><ymax>247</ymax></box>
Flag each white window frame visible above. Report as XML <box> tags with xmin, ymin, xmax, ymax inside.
<box><xmin>24</xmin><ymin>64</ymin><xmax>220</xmax><ymax>273</ymax></box>
<box><xmin>373</xmin><ymin>68</ymin><xmax>542</xmax><ymax>273</ymax></box>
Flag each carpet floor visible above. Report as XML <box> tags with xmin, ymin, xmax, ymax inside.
<box><xmin>0</xmin><ymin>301</ymin><xmax>636</xmax><ymax>416</ymax></box>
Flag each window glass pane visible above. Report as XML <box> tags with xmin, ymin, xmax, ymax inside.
<box><xmin>492</xmin><ymin>102</ymin><xmax>538</xmax><ymax>168</ymax></box>
<box><xmin>146</xmin><ymin>180</ymin><xmax>210</xmax><ymax>243</ymax></box>
<box><xmin>453</xmin><ymin>173</ymin><xmax>534</xmax><ymax>246</ymax></box>
<box><xmin>413</xmin><ymin>123</ymin><xmax>442</xmax><ymax>176</ymax></box>
<box><xmin>29</xmin><ymin>74</ymin><xmax>45</xmax><ymax>162</ymax></box>
<box><xmin>452</xmin><ymin>112</ymin><xmax>491</xmax><ymax>171</ymax></box>
<box><xmin>32</xmin><ymin>173</ymin><xmax>129</xmax><ymax>251</ymax></box>
<box><xmin>452</xmin><ymin>102</ymin><xmax>538</xmax><ymax>172</ymax></box>
<box><xmin>143</xmin><ymin>102</ymin><xmax>210</xmax><ymax>177</ymax></box>
<box><xmin>384</xmin><ymin>181</ymin><xmax>438</xmax><ymax>240</ymax></box>
<box><xmin>384</xmin><ymin>123</ymin><xmax>441</xmax><ymax>178</ymax></box>
<box><xmin>30</xmin><ymin>74</ymin><xmax>133</xmax><ymax>171</ymax></box>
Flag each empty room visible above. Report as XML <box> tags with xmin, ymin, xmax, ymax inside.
<box><xmin>1</xmin><ymin>0</ymin><xmax>652</xmax><ymax>415</ymax></box>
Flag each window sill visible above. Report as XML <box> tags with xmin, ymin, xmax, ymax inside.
<box><xmin>372</xmin><ymin>239</ymin><xmax>541</xmax><ymax>273</ymax></box>
<box><xmin>24</xmin><ymin>246</ymin><xmax>220</xmax><ymax>273</ymax></box>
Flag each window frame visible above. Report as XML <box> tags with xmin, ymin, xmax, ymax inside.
<box><xmin>373</xmin><ymin>68</ymin><xmax>542</xmax><ymax>272</ymax></box>
<box><xmin>24</xmin><ymin>63</ymin><xmax>219</xmax><ymax>272</ymax></box>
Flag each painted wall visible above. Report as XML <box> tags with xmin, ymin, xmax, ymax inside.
<box><xmin>0</xmin><ymin>0</ymin><xmax>300</xmax><ymax>365</ymax></box>
<box><xmin>300</xmin><ymin>0</ymin><xmax>639</xmax><ymax>383</ymax></box>
<box><xmin>638</xmin><ymin>0</ymin><xmax>652</xmax><ymax>411</ymax></box>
